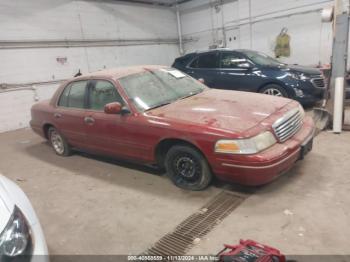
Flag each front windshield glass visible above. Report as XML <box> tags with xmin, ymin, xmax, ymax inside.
<box><xmin>242</xmin><ymin>50</ymin><xmax>284</xmax><ymax>67</ymax></box>
<box><xmin>119</xmin><ymin>69</ymin><xmax>206</xmax><ymax>111</ymax></box>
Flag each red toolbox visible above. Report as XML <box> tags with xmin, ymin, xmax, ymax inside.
<box><xmin>218</xmin><ymin>239</ymin><xmax>286</xmax><ymax>262</ymax></box>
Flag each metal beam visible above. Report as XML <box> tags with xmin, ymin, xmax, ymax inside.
<box><xmin>113</xmin><ymin>0</ymin><xmax>192</xmax><ymax>7</ymax></box>
<box><xmin>0</xmin><ymin>38</ymin><xmax>186</xmax><ymax>49</ymax></box>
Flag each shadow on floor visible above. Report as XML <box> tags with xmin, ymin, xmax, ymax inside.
<box><xmin>24</xmin><ymin>141</ymin><xmax>259</xmax><ymax>196</ymax></box>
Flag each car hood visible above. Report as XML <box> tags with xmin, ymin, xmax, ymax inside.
<box><xmin>286</xmin><ymin>64</ymin><xmax>321</xmax><ymax>75</ymax></box>
<box><xmin>146</xmin><ymin>89</ymin><xmax>292</xmax><ymax>134</ymax></box>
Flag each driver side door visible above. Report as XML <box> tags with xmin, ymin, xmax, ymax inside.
<box><xmin>216</xmin><ymin>51</ymin><xmax>259</xmax><ymax>92</ymax></box>
<box><xmin>84</xmin><ymin>79</ymin><xmax>132</xmax><ymax>158</ymax></box>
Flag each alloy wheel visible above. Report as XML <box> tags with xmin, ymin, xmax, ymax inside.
<box><xmin>263</xmin><ymin>88</ymin><xmax>283</xmax><ymax>96</ymax></box>
<box><xmin>50</xmin><ymin>130</ymin><xmax>65</xmax><ymax>155</ymax></box>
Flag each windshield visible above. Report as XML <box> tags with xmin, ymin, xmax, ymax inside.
<box><xmin>119</xmin><ymin>69</ymin><xmax>206</xmax><ymax>111</ymax></box>
<box><xmin>241</xmin><ymin>50</ymin><xmax>284</xmax><ymax>67</ymax></box>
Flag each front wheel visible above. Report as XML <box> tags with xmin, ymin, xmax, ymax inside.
<box><xmin>165</xmin><ymin>145</ymin><xmax>212</xmax><ymax>191</ymax></box>
<box><xmin>259</xmin><ymin>84</ymin><xmax>289</xmax><ymax>98</ymax></box>
<box><xmin>48</xmin><ymin>127</ymin><xmax>72</xmax><ymax>156</ymax></box>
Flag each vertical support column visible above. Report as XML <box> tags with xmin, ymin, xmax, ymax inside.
<box><xmin>334</xmin><ymin>77</ymin><xmax>345</xmax><ymax>133</ymax></box>
<box><xmin>176</xmin><ymin>3</ymin><xmax>184</xmax><ymax>55</ymax></box>
<box><xmin>248</xmin><ymin>0</ymin><xmax>253</xmax><ymax>49</ymax></box>
<box><xmin>329</xmin><ymin>13</ymin><xmax>349</xmax><ymax>133</ymax></box>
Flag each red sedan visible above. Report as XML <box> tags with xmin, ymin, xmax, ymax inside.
<box><xmin>30</xmin><ymin>65</ymin><xmax>315</xmax><ymax>190</ymax></box>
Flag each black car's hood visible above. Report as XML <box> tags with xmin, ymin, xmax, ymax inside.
<box><xmin>286</xmin><ymin>64</ymin><xmax>321</xmax><ymax>75</ymax></box>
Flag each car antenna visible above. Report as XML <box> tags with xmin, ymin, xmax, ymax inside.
<box><xmin>74</xmin><ymin>69</ymin><xmax>82</xmax><ymax>77</ymax></box>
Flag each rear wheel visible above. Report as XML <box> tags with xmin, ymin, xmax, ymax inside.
<box><xmin>259</xmin><ymin>84</ymin><xmax>289</xmax><ymax>98</ymax></box>
<box><xmin>165</xmin><ymin>145</ymin><xmax>212</xmax><ymax>191</ymax></box>
<box><xmin>48</xmin><ymin>127</ymin><xmax>72</xmax><ymax>156</ymax></box>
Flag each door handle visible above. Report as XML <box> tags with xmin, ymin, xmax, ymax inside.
<box><xmin>84</xmin><ymin>116</ymin><xmax>95</xmax><ymax>125</ymax></box>
<box><xmin>54</xmin><ymin>113</ymin><xmax>62</xmax><ymax>119</ymax></box>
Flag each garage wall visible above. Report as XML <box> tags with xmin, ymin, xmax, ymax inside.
<box><xmin>0</xmin><ymin>0</ymin><xmax>180</xmax><ymax>133</ymax></box>
<box><xmin>179</xmin><ymin>0</ymin><xmax>334</xmax><ymax>66</ymax></box>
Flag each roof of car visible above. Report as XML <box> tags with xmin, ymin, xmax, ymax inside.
<box><xmin>74</xmin><ymin>65</ymin><xmax>168</xmax><ymax>81</ymax></box>
<box><xmin>187</xmin><ymin>48</ymin><xmax>252</xmax><ymax>55</ymax></box>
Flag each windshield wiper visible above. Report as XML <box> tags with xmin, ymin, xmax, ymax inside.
<box><xmin>145</xmin><ymin>100</ymin><xmax>174</xmax><ymax>111</ymax></box>
<box><xmin>179</xmin><ymin>90</ymin><xmax>203</xmax><ymax>100</ymax></box>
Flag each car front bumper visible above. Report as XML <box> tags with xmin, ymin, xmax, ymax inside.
<box><xmin>292</xmin><ymin>80</ymin><xmax>326</xmax><ymax>105</ymax></box>
<box><xmin>211</xmin><ymin>116</ymin><xmax>315</xmax><ymax>186</ymax></box>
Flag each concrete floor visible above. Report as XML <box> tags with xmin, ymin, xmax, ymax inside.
<box><xmin>0</xmin><ymin>129</ymin><xmax>349</xmax><ymax>256</ymax></box>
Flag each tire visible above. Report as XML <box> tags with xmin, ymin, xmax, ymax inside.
<box><xmin>165</xmin><ymin>145</ymin><xmax>212</xmax><ymax>191</ymax></box>
<box><xmin>259</xmin><ymin>84</ymin><xmax>289</xmax><ymax>98</ymax></box>
<box><xmin>48</xmin><ymin>127</ymin><xmax>72</xmax><ymax>156</ymax></box>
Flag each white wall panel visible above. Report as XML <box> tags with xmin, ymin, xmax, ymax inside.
<box><xmin>0</xmin><ymin>85</ymin><xmax>58</xmax><ymax>133</ymax></box>
<box><xmin>180</xmin><ymin>0</ymin><xmax>212</xmax><ymax>36</ymax></box>
<box><xmin>180</xmin><ymin>0</ymin><xmax>334</xmax><ymax>66</ymax></box>
<box><xmin>0</xmin><ymin>0</ymin><xmax>177</xmax><ymax>40</ymax></box>
<box><xmin>0</xmin><ymin>0</ymin><xmax>179</xmax><ymax>132</ymax></box>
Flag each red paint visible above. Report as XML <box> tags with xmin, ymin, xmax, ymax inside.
<box><xmin>30</xmin><ymin>66</ymin><xmax>315</xmax><ymax>186</ymax></box>
<box><xmin>218</xmin><ymin>239</ymin><xmax>286</xmax><ymax>261</ymax></box>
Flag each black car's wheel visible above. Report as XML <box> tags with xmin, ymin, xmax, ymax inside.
<box><xmin>259</xmin><ymin>84</ymin><xmax>289</xmax><ymax>98</ymax></box>
<box><xmin>48</xmin><ymin>127</ymin><xmax>72</xmax><ymax>156</ymax></box>
<box><xmin>165</xmin><ymin>145</ymin><xmax>212</xmax><ymax>191</ymax></box>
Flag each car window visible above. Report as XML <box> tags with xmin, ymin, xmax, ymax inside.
<box><xmin>119</xmin><ymin>69</ymin><xmax>206</xmax><ymax>112</ymax></box>
<box><xmin>58</xmin><ymin>84</ymin><xmax>71</xmax><ymax>107</ymax></box>
<box><xmin>220</xmin><ymin>52</ymin><xmax>247</xmax><ymax>68</ymax></box>
<box><xmin>190</xmin><ymin>53</ymin><xmax>218</xmax><ymax>68</ymax></box>
<box><xmin>67</xmin><ymin>81</ymin><xmax>87</xmax><ymax>108</ymax></box>
<box><xmin>241</xmin><ymin>50</ymin><xmax>284</xmax><ymax>66</ymax></box>
<box><xmin>58</xmin><ymin>81</ymin><xmax>87</xmax><ymax>108</ymax></box>
<box><xmin>88</xmin><ymin>80</ymin><xmax>123</xmax><ymax>111</ymax></box>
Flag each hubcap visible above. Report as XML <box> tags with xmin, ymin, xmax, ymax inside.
<box><xmin>50</xmin><ymin>131</ymin><xmax>64</xmax><ymax>154</ymax></box>
<box><xmin>263</xmin><ymin>88</ymin><xmax>283</xmax><ymax>97</ymax></box>
<box><xmin>173</xmin><ymin>154</ymin><xmax>201</xmax><ymax>182</ymax></box>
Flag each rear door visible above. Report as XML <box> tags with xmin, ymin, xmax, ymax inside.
<box><xmin>54</xmin><ymin>80</ymin><xmax>88</xmax><ymax>148</ymax></box>
<box><xmin>185</xmin><ymin>52</ymin><xmax>220</xmax><ymax>88</ymax></box>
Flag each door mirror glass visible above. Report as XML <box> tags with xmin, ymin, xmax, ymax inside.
<box><xmin>221</xmin><ymin>52</ymin><xmax>252</xmax><ymax>69</ymax></box>
<box><xmin>104</xmin><ymin>102</ymin><xmax>122</xmax><ymax>114</ymax></box>
<box><xmin>237</xmin><ymin>62</ymin><xmax>252</xmax><ymax>69</ymax></box>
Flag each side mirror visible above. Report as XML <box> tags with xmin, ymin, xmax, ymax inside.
<box><xmin>198</xmin><ymin>78</ymin><xmax>206</xmax><ymax>84</ymax></box>
<box><xmin>104</xmin><ymin>102</ymin><xmax>122</xmax><ymax>114</ymax></box>
<box><xmin>237</xmin><ymin>62</ymin><xmax>252</xmax><ymax>69</ymax></box>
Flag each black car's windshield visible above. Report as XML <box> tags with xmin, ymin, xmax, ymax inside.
<box><xmin>119</xmin><ymin>68</ymin><xmax>206</xmax><ymax>111</ymax></box>
<box><xmin>241</xmin><ymin>50</ymin><xmax>284</xmax><ymax>67</ymax></box>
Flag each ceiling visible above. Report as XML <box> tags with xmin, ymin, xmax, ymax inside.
<box><xmin>118</xmin><ymin>0</ymin><xmax>192</xmax><ymax>7</ymax></box>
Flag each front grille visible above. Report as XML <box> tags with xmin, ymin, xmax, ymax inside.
<box><xmin>311</xmin><ymin>78</ymin><xmax>326</xmax><ymax>88</ymax></box>
<box><xmin>273</xmin><ymin>108</ymin><xmax>303</xmax><ymax>142</ymax></box>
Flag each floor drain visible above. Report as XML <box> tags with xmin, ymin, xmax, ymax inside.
<box><xmin>144</xmin><ymin>191</ymin><xmax>246</xmax><ymax>256</ymax></box>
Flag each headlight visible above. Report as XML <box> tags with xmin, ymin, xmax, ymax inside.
<box><xmin>288</xmin><ymin>72</ymin><xmax>309</xmax><ymax>80</ymax></box>
<box><xmin>215</xmin><ymin>131</ymin><xmax>277</xmax><ymax>154</ymax></box>
<box><xmin>0</xmin><ymin>206</ymin><xmax>32</xmax><ymax>257</ymax></box>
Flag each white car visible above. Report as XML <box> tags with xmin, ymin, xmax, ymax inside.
<box><xmin>0</xmin><ymin>174</ymin><xmax>48</xmax><ymax>261</ymax></box>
